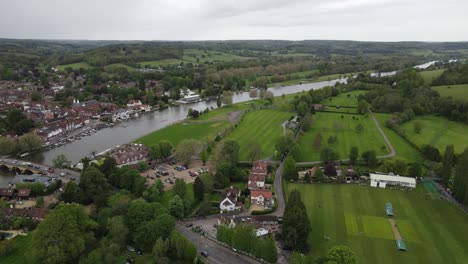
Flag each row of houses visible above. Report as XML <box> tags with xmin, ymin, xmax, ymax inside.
<box><xmin>1</xmin><ymin>207</ymin><xmax>49</xmax><ymax>222</ymax></box>
<box><xmin>218</xmin><ymin>214</ymin><xmax>280</xmax><ymax>237</ymax></box>
<box><xmin>109</xmin><ymin>143</ymin><xmax>150</xmax><ymax>167</ymax></box>
<box><xmin>0</xmin><ymin>188</ymin><xmax>31</xmax><ymax>201</ymax></box>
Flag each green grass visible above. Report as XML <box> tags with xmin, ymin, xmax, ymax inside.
<box><xmin>139</xmin><ymin>58</ymin><xmax>186</xmax><ymax>67</ymax></box>
<box><xmin>269</xmin><ymin>71</ymin><xmax>374</xmax><ymax>87</ymax></box>
<box><xmin>296</xmin><ymin>112</ymin><xmax>388</xmax><ymax>162</ymax></box>
<box><xmin>399</xmin><ymin>115</ymin><xmax>468</xmax><ymax>153</ymax></box>
<box><xmin>419</xmin><ymin>69</ymin><xmax>446</xmax><ymax>85</ymax></box>
<box><xmin>57</xmin><ymin>62</ymin><xmax>92</xmax><ymax>71</ymax></box>
<box><xmin>373</xmin><ymin>113</ymin><xmax>421</xmax><ymax>161</ymax></box>
<box><xmin>104</xmin><ymin>63</ymin><xmax>135</xmax><ymax>71</ymax></box>
<box><xmin>432</xmin><ymin>84</ymin><xmax>468</xmax><ymax>101</ymax></box>
<box><xmin>136</xmin><ymin>120</ymin><xmax>230</xmax><ymax>147</ymax></box>
<box><xmin>226</xmin><ymin>109</ymin><xmax>292</xmax><ymax>160</ymax></box>
<box><xmin>160</xmin><ymin>183</ymin><xmax>194</xmax><ymax>206</ymax></box>
<box><xmin>322</xmin><ymin>90</ymin><xmax>367</xmax><ymax>107</ymax></box>
<box><xmin>286</xmin><ymin>184</ymin><xmax>468</xmax><ymax>264</ymax></box>
<box><xmin>0</xmin><ymin>235</ymin><xmax>33</xmax><ymax>264</ymax></box>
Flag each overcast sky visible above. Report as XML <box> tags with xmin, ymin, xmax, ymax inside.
<box><xmin>0</xmin><ymin>0</ymin><xmax>467</xmax><ymax>41</ymax></box>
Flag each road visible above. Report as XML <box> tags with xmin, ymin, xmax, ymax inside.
<box><xmin>0</xmin><ymin>158</ymin><xmax>80</xmax><ymax>186</ymax></box>
<box><xmin>175</xmin><ymin>224</ymin><xmax>262</xmax><ymax>264</ymax></box>
<box><xmin>270</xmin><ymin>161</ymin><xmax>285</xmax><ymax>217</ymax></box>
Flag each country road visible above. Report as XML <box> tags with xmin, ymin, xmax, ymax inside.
<box><xmin>175</xmin><ymin>224</ymin><xmax>262</xmax><ymax>264</ymax></box>
<box><xmin>270</xmin><ymin>161</ymin><xmax>285</xmax><ymax>217</ymax></box>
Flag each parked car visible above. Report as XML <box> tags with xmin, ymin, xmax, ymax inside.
<box><xmin>186</xmin><ymin>223</ymin><xmax>193</xmax><ymax>227</ymax></box>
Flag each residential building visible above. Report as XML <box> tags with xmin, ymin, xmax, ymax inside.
<box><xmin>219</xmin><ymin>186</ymin><xmax>242</xmax><ymax>212</ymax></box>
<box><xmin>250</xmin><ymin>189</ymin><xmax>274</xmax><ymax>207</ymax></box>
<box><xmin>248</xmin><ymin>174</ymin><xmax>265</xmax><ymax>190</ymax></box>
<box><xmin>110</xmin><ymin>143</ymin><xmax>149</xmax><ymax>167</ymax></box>
<box><xmin>370</xmin><ymin>173</ymin><xmax>416</xmax><ymax>188</ymax></box>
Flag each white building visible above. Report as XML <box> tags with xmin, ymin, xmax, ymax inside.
<box><xmin>219</xmin><ymin>187</ymin><xmax>241</xmax><ymax>212</ymax></box>
<box><xmin>370</xmin><ymin>173</ymin><xmax>416</xmax><ymax>189</ymax></box>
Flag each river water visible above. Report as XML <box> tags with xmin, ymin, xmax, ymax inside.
<box><xmin>5</xmin><ymin>60</ymin><xmax>440</xmax><ymax>174</ymax></box>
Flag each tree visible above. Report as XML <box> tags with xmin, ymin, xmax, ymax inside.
<box><xmin>0</xmin><ymin>137</ymin><xmax>15</xmax><ymax>155</ymax></box>
<box><xmin>383</xmin><ymin>158</ymin><xmax>407</xmax><ymax>175</ymax></box>
<box><xmin>327</xmin><ymin>245</ymin><xmax>357</xmax><ymax>264</ymax></box>
<box><xmin>282</xmin><ymin>190</ymin><xmax>310</xmax><ymax>251</ymax></box>
<box><xmin>215</xmin><ymin>140</ymin><xmax>240</xmax><ymax>165</ymax></box>
<box><xmin>174</xmin><ymin>139</ymin><xmax>201</xmax><ymax>166</ymax></box>
<box><xmin>222</xmin><ymin>91</ymin><xmax>233</xmax><ymax>105</ymax></box>
<box><xmin>357</xmin><ymin>99</ymin><xmax>368</xmax><ymax>114</ymax></box>
<box><xmin>152</xmin><ymin>237</ymin><xmax>169</xmax><ymax>258</ymax></box>
<box><xmin>413</xmin><ymin>121</ymin><xmax>424</xmax><ymax>134</ymax></box>
<box><xmin>159</xmin><ymin>140</ymin><xmax>174</xmax><ymax>159</ymax></box>
<box><xmin>173</xmin><ymin>179</ymin><xmax>186</xmax><ymax>199</ymax></box>
<box><xmin>155</xmin><ymin>179</ymin><xmax>165</xmax><ymax>195</ymax></box>
<box><xmin>53</xmin><ymin>154</ymin><xmax>70</xmax><ymax>169</ymax></box>
<box><xmin>137</xmin><ymin>161</ymin><xmax>148</xmax><ymax>172</ymax></box>
<box><xmin>79</xmin><ymin>166</ymin><xmax>110</xmax><ymax>205</ymax></box>
<box><xmin>247</xmin><ymin>142</ymin><xmax>263</xmax><ymax>162</ymax></box>
<box><xmin>17</xmin><ymin>132</ymin><xmax>43</xmax><ymax>152</ymax></box>
<box><xmin>168</xmin><ymin>195</ymin><xmax>185</xmax><ymax>219</ymax></box>
<box><xmin>249</xmin><ymin>89</ymin><xmax>258</xmax><ymax>98</ymax></box>
<box><xmin>349</xmin><ymin>146</ymin><xmax>359</xmax><ymax>165</ymax></box>
<box><xmin>31</xmin><ymin>91</ymin><xmax>42</xmax><ymax>101</ymax></box>
<box><xmin>361</xmin><ymin>150</ymin><xmax>378</xmax><ymax>168</ymax></box>
<box><xmin>264</xmin><ymin>90</ymin><xmax>274</xmax><ymax>104</ymax></box>
<box><xmin>321</xmin><ymin>147</ymin><xmax>339</xmax><ymax>164</ymax></box>
<box><xmin>32</xmin><ymin>204</ymin><xmax>96</xmax><ymax>264</ymax></box>
<box><xmin>150</xmin><ymin>144</ymin><xmax>162</xmax><ymax>160</ymax></box>
<box><xmin>0</xmin><ymin>239</ymin><xmax>16</xmax><ymax>256</ymax></box>
<box><xmin>453</xmin><ymin>148</ymin><xmax>468</xmax><ymax>206</ymax></box>
<box><xmin>300</xmin><ymin>113</ymin><xmax>313</xmax><ymax>131</ymax></box>
<box><xmin>421</xmin><ymin>145</ymin><xmax>441</xmax><ymax>162</ymax></box>
<box><xmin>216</xmin><ymin>95</ymin><xmax>222</xmax><ymax>108</ymax></box>
<box><xmin>297</xmin><ymin>101</ymin><xmax>309</xmax><ymax>117</ymax></box>
<box><xmin>60</xmin><ymin>181</ymin><xmax>83</xmax><ymax>204</ymax></box>
<box><xmin>442</xmin><ymin>145</ymin><xmax>455</xmax><ymax>185</ymax></box>
<box><xmin>408</xmin><ymin>162</ymin><xmax>423</xmax><ymax>178</ymax></box>
<box><xmin>283</xmin><ymin>156</ymin><xmax>298</xmax><ymax>181</ymax></box>
<box><xmin>355</xmin><ymin>123</ymin><xmax>364</xmax><ymax>134</ymax></box>
<box><xmin>193</xmin><ymin>177</ymin><xmax>204</xmax><ymax>202</ymax></box>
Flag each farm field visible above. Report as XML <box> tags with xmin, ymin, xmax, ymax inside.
<box><xmin>0</xmin><ymin>235</ymin><xmax>33</xmax><ymax>264</ymax></box>
<box><xmin>103</xmin><ymin>63</ymin><xmax>135</xmax><ymax>71</ymax></box>
<box><xmin>286</xmin><ymin>184</ymin><xmax>468</xmax><ymax>264</ymax></box>
<box><xmin>399</xmin><ymin>115</ymin><xmax>468</xmax><ymax>153</ymax></box>
<box><xmin>295</xmin><ymin>112</ymin><xmax>388</xmax><ymax>162</ymax></box>
<box><xmin>419</xmin><ymin>69</ymin><xmax>445</xmax><ymax>85</ymax></box>
<box><xmin>322</xmin><ymin>90</ymin><xmax>367</xmax><ymax>107</ymax></box>
<box><xmin>432</xmin><ymin>84</ymin><xmax>468</xmax><ymax>101</ymax></box>
<box><xmin>57</xmin><ymin>62</ymin><xmax>92</xmax><ymax>71</ymax></box>
<box><xmin>139</xmin><ymin>58</ymin><xmax>186</xmax><ymax>67</ymax></box>
<box><xmin>373</xmin><ymin>113</ymin><xmax>421</xmax><ymax>161</ymax></box>
<box><xmin>226</xmin><ymin>109</ymin><xmax>292</xmax><ymax>160</ymax></box>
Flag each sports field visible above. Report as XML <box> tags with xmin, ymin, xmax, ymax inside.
<box><xmin>226</xmin><ymin>109</ymin><xmax>291</xmax><ymax>160</ymax></box>
<box><xmin>295</xmin><ymin>112</ymin><xmax>388</xmax><ymax>162</ymax></box>
<box><xmin>286</xmin><ymin>184</ymin><xmax>468</xmax><ymax>264</ymax></box>
<box><xmin>432</xmin><ymin>84</ymin><xmax>468</xmax><ymax>101</ymax></box>
<box><xmin>399</xmin><ymin>115</ymin><xmax>468</xmax><ymax>153</ymax></box>
<box><xmin>322</xmin><ymin>90</ymin><xmax>366</xmax><ymax>107</ymax></box>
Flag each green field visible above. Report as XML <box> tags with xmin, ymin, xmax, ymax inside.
<box><xmin>226</xmin><ymin>109</ymin><xmax>292</xmax><ymax>160</ymax></box>
<box><xmin>419</xmin><ymin>69</ymin><xmax>446</xmax><ymax>85</ymax></box>
<box><xmin>104</xmin><ymin>63</ymin><xmax>135</xmax><ymax>71</ymax></box>
<box><xmin>296</xmin><ymin>112</ymin><xmax>388</xmax><ymax>162</ymax></box>
<box><xmin>0</xmin><ymin>235</ymin><xmax>33</xmax><ymax>264</ymax></box>
<box><xmin>432</xmin><ymin>84</ymin><xmax>468</xmax><ymax>101</ymax></box>
<box><xmin>57</xmin><ymin>62</ymin><xmax>92</xmax><ymax>71</ymax></box>
<box><xmin>322</xmin><ymin>90</ymin><xmax>366</xmax><ymax>107</ymax></box>
<box><xmin>399</xmin><ymin>115</ymin><xmax>468</xmax><ymax>153</ymax></box>
<box><xmin>139</xmin><ymin>49</ymin><xmax>251</xmax><ymax>67</ymax></box>
<box><xmin>139</xmin><ymin>58</ymin><xmax>186</xmax><ymax>67</ymax></box>
<box><xmin>373</xmin><ymin>113</ymin><xmax>421</xmax><ymax>161</ymax></box>
<box><xmin>270</xmin><ymin>71</ymin><xmax>374</xmax><ymax>87</ymax></box>
<box><xmin>286</xmin><ymin>184</ymin><xmax>468</xmax><ymax>264</ymax></box>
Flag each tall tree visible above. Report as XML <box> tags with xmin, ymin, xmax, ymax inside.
<box><xmin>79</xmin><ymin>166</ymin><xmax>110</xmax><ymax>204</ymax></box>
<box><xmin>247</xmin><ymin>142</ymin><xmax>263</xmax><ymax>163</ymax></box>
<box><xmin>321</xmin><ymin>147</ymin><xmax>339</xmax><ymax>164</ymax></box>
<box><xmin>193</xmin><ymin>177</ymin><xmax>205</xmax><ymax>202</ymax></box>
<box><xmin>158</xmin><ymin>140</ymin><xmax>174</xmax><ymax>159</ymax></box>
<box><xmin>442</xmin><ymin>145</ymin><xmax>455</xmax><ymax>185</ymax></box>
<box><xmin>216</xmin><ymin>140</ymin><xmax>240</xmax><ymax>165</ymax></box>
<box><xmin>453</xmin><ymin>148</ymin><xmax>468</xmax><ymax>206</ymax></box>
<box><xmin>173</xmin><ymin>179</ymin><xmax>186</xmax><ymax>199</ymax></box>
<box><xmin>282</xmin><ymin>190</ymin><xmax>311</xmax><ymax>252</ymax></box>
<box><xmin>283</xmin><ymin>156</ymin><xmax>298</xmax><ymax>181</ymax></box>
<box><xmin>32</xmin><ymin>204</ymin><xmax>96</xmax><ymax>264</ymax></box>
<box><xmin>349</xmin><ymin>146</ymin><xmax>359</xmax><ymax>165</ymax></box>
<box><xmin>53</xmin><ymin>154</ymin><xmax>70</xmax><ymax>168</ymax></box>
<box><xmin>60</xmin><ymin>181</ymin><xmax>83</xmax><ymax>203</ymax></box>
<box><xmin>174</xmin><ymin>139</ymin><xmax>201</xmax><ymax>166</ymax></box>
<box><xmin>168</xmin><ymin>195</ymin><xmax>185</xmax><ymax>219</ymax></box>
<box><xmin>327</xmin><ymin>245</ymin><xmax>357</xmax><ymax>264</ymax></box>
<box><xmin>361</xmin><ymin>150</ymin><xmax>378</xmax><ymax>168</ymax></box>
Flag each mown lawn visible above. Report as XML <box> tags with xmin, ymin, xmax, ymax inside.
<box><xmin>399</xmin><ymin>115</ymin><xmax>468</xmax><ymax>153</ymax></box>
<box><xmin>226</xmin><ymin>109</ymin><xmax>292</xmax><ymax>160</ymax></box>
<box><xmin>286</xmin><ymin>184</ymin><xmax>468</xmax><ymax>264</ymax></box>
<box><xmin>321</xmin><ymin>90</ymin><xmax>366</xmax><ymax>107</ymax></box>
<box><xmin>420</xmin><ymin>69</ymin><xmax>445</xmax><ymax>85</ymax></box>
<box><xmin>0</xmin><ymin>235</ymin><xmax>33</xmax><ymax>264</ymax></box>
<box><xmin>373</xmin><ymin>113</ymin><xmax>421</xmax><ymax>162</ymax></box>
<box><xmin>136</xmin><ymin>120</ymin><xmax>230</xmax><ymax>147</ymax></box>
<box><xmin>296</xmin><ymin>112</ymin><xmax>388</xmax><ymax>162</ymax></box>
<box><xmin>432</xmin><ymin>84</ymin><xmax>468</xmax><ymax>101</ymax></box>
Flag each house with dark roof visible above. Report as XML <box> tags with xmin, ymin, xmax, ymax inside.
<box><xmin>17</xmin><ymin>189</ymin><xmax>31</xmax><ymax>200</ymax></box>
<box><xmin>248</xmin><ymin>174</ymin><xmax>265</xmax><ymax>190</ymax></box>
<box><xmin>1</xmin><ymin>207</ymin><xmax>49</xmax><ymax>222</ymax></box>
<box><xmin>0</xmin><ymin>188</ymin><xmax>15</xmax><ymax>200</ymax></box>
<box><xmin>219</xmin><ymin>186</ymin><xmax>242</xmax><ymax>212</ymax></box>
